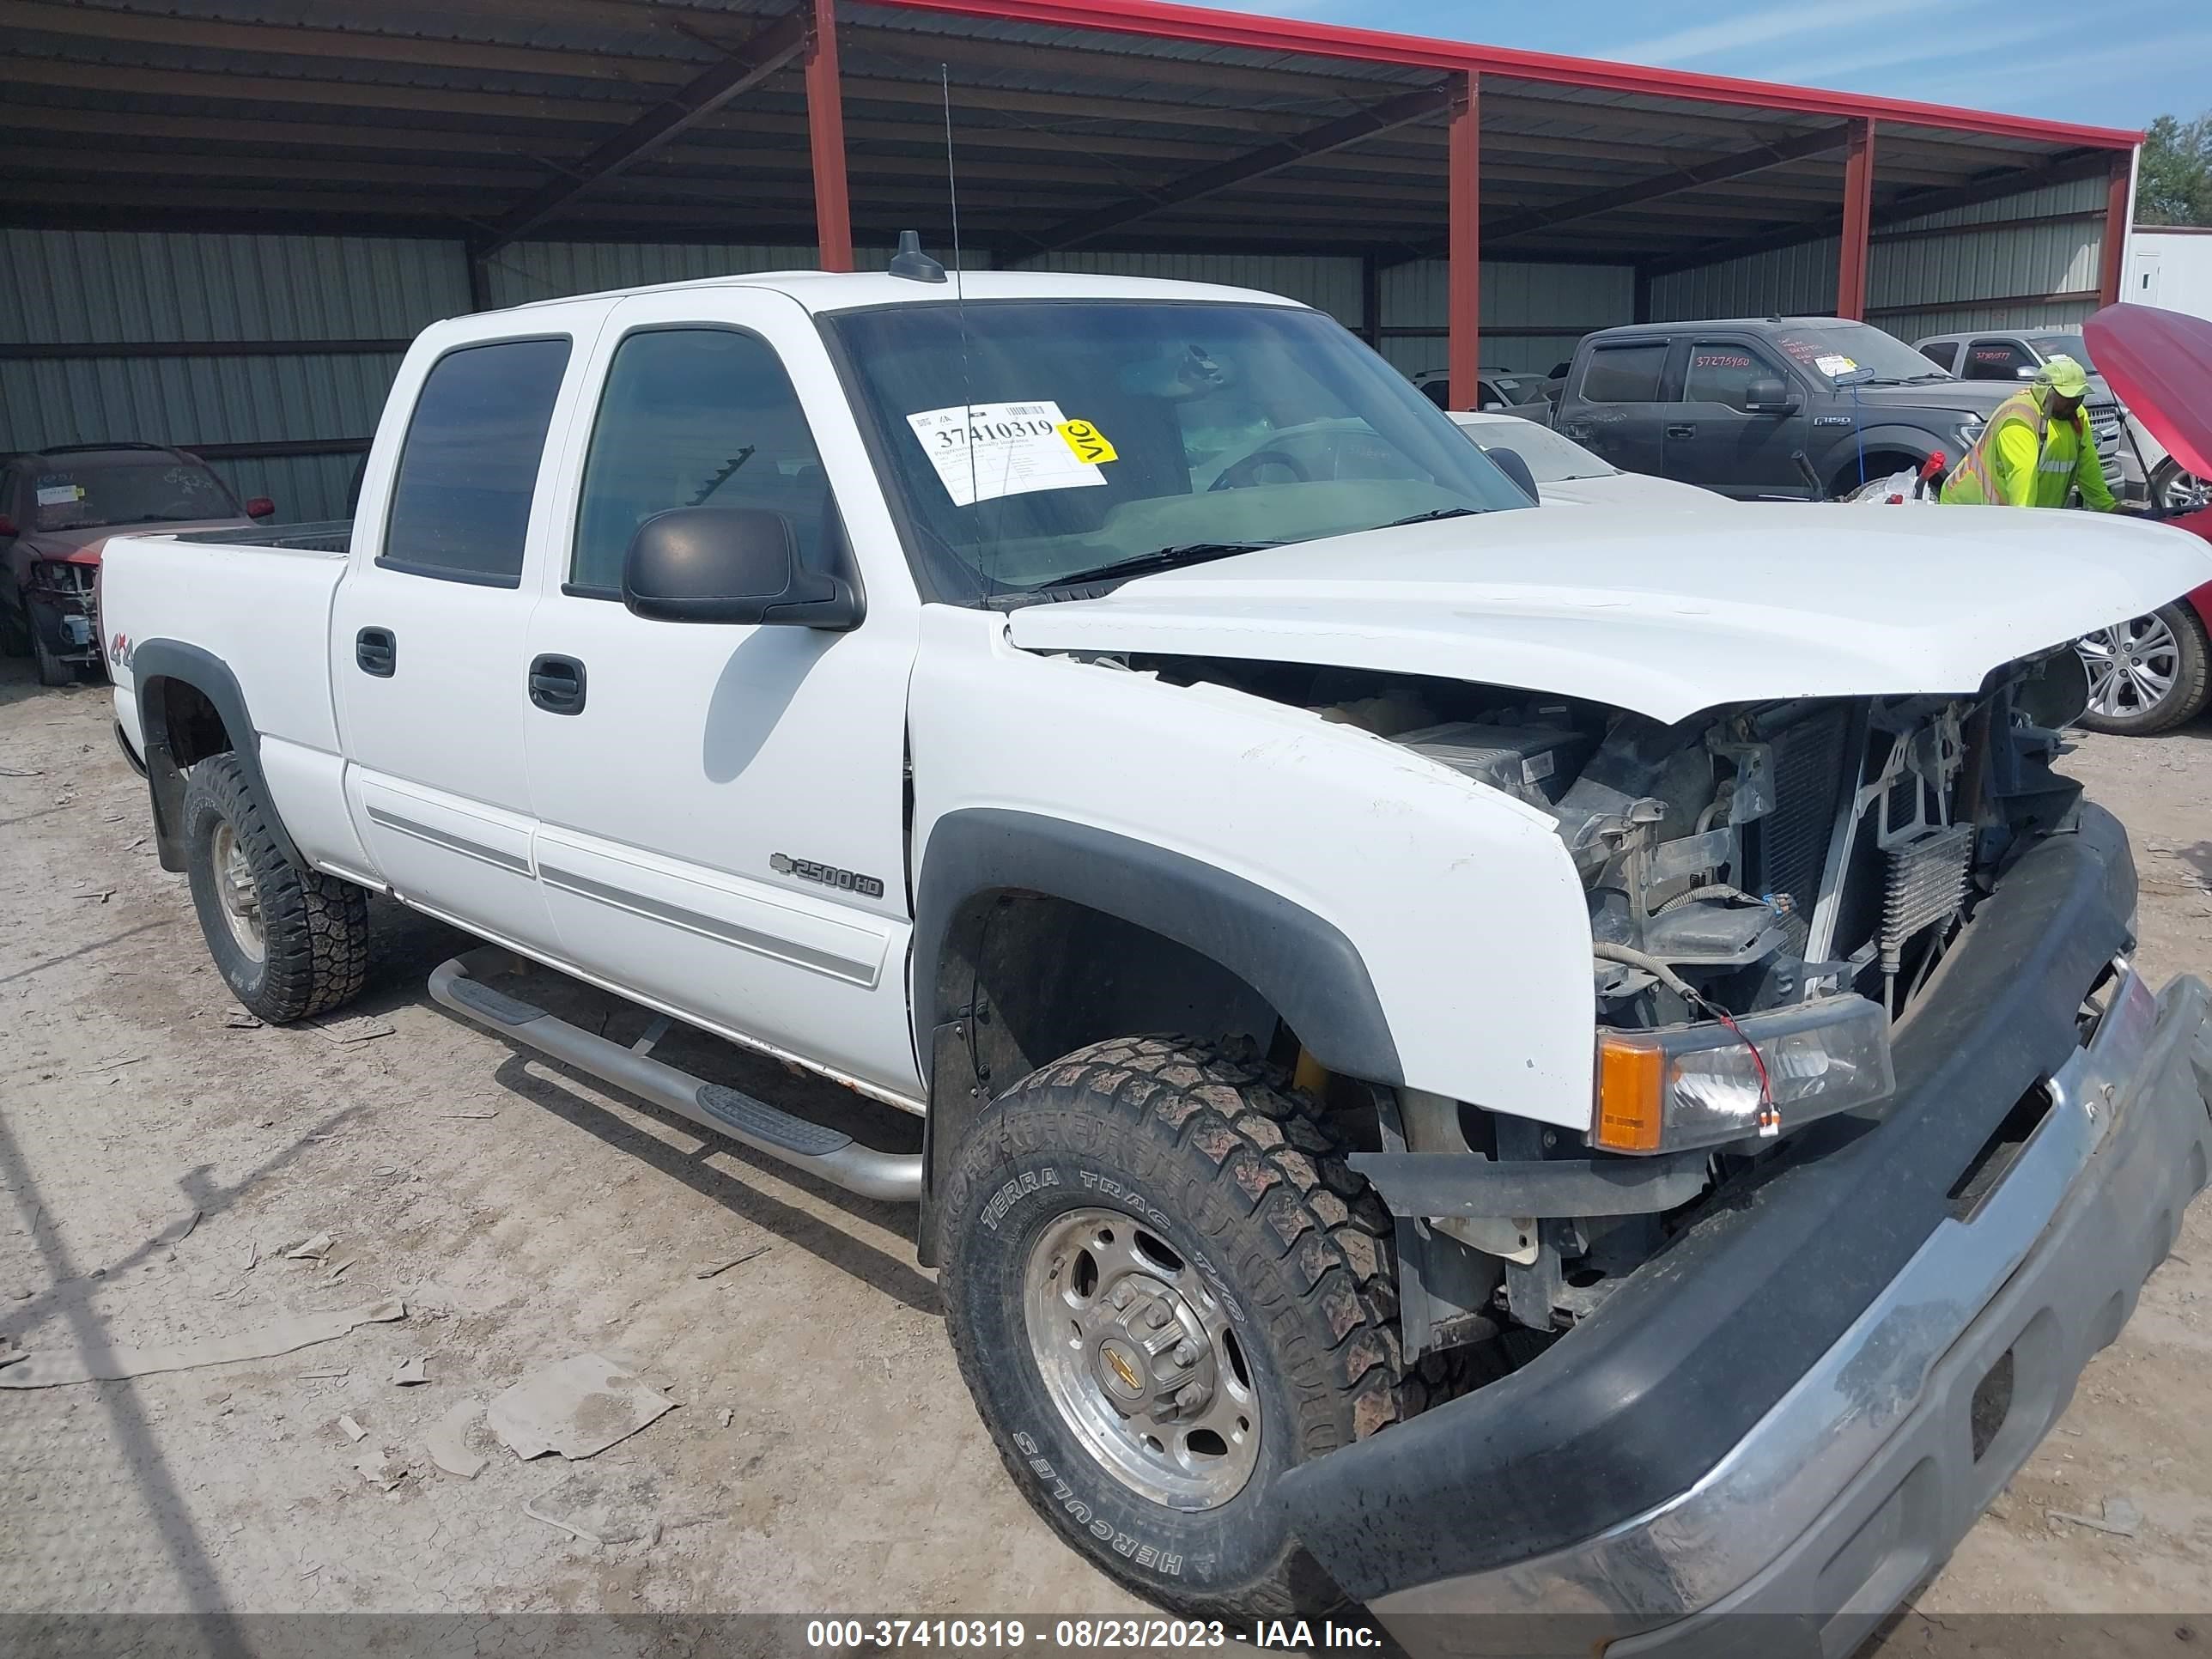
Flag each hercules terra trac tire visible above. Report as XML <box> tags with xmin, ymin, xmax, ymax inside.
<box><xmin>939</xmin><ymin>1036</ymin><xmax>1415</xmax><ymax>1621</ymax></box>
<box><xmin>183</xmin><ymin>752</ymin><xmax>369</xmax><ymax>1024</ymax></box>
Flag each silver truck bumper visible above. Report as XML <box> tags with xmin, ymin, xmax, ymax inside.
<box><xmin>1370</xmin><ymin>962</ymin><xmax>2212</xmax><ymax>1659</ymax></box>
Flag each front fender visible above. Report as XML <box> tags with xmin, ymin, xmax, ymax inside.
<box><xmin>915</xmin><ymin>808</ymin><xmax>1399</xmax><ymax>1085</ymax></box>
<box><xmin>908</xmin><ymin>609</ymin><xmax>1596</xmax><ymax>1129</ymax></box>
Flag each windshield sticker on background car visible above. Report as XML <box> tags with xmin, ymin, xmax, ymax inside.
<box><xmin>1814</xmin><ymin>354</ymin><xmax>1859</xmax><ymax>379</ymax></box>
<box><xmin>36</xmin><ymin>483</ymin><xmax>84</xmax><ymax>507</ymax></box>
<box><xmin>905</xmin><ymin>400</ymin><xmax>1109</xmax><ymax>507</ymax></box>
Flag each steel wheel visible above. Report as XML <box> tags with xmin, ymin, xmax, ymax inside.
<box><xmin>209</xmin><ymin>817</ymin><xmax>266</xmax><ymax>963</ymax></box>
<box><xmin>1023</xmin><ymin>1206</ymin><xmax>1261</xmax><ymax>1511</ymax></box>
<box><xmin>2077</xmin><ymin>613</ymin><xmax>2182</xmax><ymax>723</ymax></box>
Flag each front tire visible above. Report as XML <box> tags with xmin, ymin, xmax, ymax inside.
<box><xmin>183</xmin><ymin>752</ymin><xmax>370</xmax><ymax>1022</ymax></box>
<box><xmin>29</xmin><ymin>602</ymin><xmax>73</xmax><ymax>686</ymax></box>
<box><xmin>939</xmin><ymin>1036</ymin><xmax>1405</xmax><ymax>1621</ymax></box>
<box><xmin>2075</xmin><ymin>601</ymin><xmax>2212</xmax><ymax>735</ymax></box>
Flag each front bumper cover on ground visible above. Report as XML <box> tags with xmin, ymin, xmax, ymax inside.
<box><xmin>1279</xmin><ymin>805</ymin><xmax>2212</xmax><ymax>1657</ymax></box>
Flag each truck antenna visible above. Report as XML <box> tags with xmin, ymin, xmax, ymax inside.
<box><xmin>942</xmin><ymin>64</ymin><xmax>990</xmax><ymax>598</ymax></box>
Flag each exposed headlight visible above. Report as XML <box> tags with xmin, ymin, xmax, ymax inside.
<box><xmin>1594</xmin><ymin>994</ymin><xmax>1894</xmax><ymax>1154</ymax></box>
<box><xmin>1954</xmin><ymin>418</ymin><xmax>1985</xmax><ymax>451</ymax></box>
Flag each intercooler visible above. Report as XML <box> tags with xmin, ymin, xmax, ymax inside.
<box><xmin>1753</xmin><ymin>708</ymin><xmax>1852</xmax><ymax>954</ymax></box>
<box><xmin>1753</xmin><ymin>707</ymin><xmax>1975</xmax><ymax>998</ymax></box>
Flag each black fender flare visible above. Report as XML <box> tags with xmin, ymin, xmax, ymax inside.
<box><xmin>131</xmin><ymin>638</ymin><xmax>301</xmax><ymax>873</ymax></box>
<box><xmin>911</xmin><ymin>809</ymin><xmax>1401</xmax><ymax>1264</ymax></box>
<box><xmin>913</xmin><ymin>807</ymin><xmax>1401</xmax><ymax>1089</ymax></box>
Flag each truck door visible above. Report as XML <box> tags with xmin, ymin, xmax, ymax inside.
<box><xmin>1555</xmin><ymin>339</ymin><xmax>1670</xmax><ymax>479</ymax></box>
<box><xmin>330</xmin><ymin>323</ymin><xmax>601</xmax><ymax>952</ymax></box>
<box><xmin>518</xmin><ymin>289</ymin><xmax>924</xmax><ymax>1103</ymax></box>
<box><xmin>1665</xmin><ymin>336</ymin><xmax>1812</xmax><ymax>499</ymax></box>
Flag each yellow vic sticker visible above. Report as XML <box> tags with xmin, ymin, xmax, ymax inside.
<box><xmin>1057</xmin><ymin>418</ymin><xmax>1117</xmax><ymax>465</ymax></box>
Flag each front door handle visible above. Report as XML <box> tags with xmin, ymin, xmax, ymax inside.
<box><xmin>528</xmin><ymin>653</ymin><xmax>586</xmax><ymax>715</ymax></box>
<box><xmin>356</xmin><ymin>627</ymin><xmax>395</xmax><ymax>678</ymax></box>
<box><xmin>1665</xmin><ymin>424</ymin><xmax>1698</xmax><ymax>440</ymax></box>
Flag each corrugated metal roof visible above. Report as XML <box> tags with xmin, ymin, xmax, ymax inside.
<box><xmin>0</xmin><ymin>0</ymin><xmax>2129</xmax><ymax>266</ymax></box>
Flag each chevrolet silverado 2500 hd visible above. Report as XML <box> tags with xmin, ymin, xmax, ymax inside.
<box><xmin>98</xmin><ymin>266</ymin><xmax>2212</xmax><ymax>1655</ymax></box>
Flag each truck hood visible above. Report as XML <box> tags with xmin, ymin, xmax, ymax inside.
<box><xmin>1004</xmin><ymin>503</ymin><xmax>2212</xmax><ymax>723</ymax></box>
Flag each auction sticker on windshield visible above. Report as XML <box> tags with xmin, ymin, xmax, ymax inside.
<box><xmin>906</xmin><ymin>400</ymin><xmax>1109</xmax><ymax>507</ymax></box>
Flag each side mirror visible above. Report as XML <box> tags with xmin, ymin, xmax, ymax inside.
<box><xmin>623</xmin><ymin>507</ymin><xmax>861</xmax><ymax>629</ymax></box>
<box><xmin>1745</xmin><ymin>378</ymin><xmax>1798</xmax><ymax>414</ymax></box>
<box><xmin>2016</xmin><ymin>364</ymin><xmax>2039</xmax><ymax>380</ymax></box>
<box><xmin>246</xmin><ymin>496</ymin><xmax>276</xmax><ymax>520</ymax></box>
<box><xmin>1479</xmin><ymin>445</ymin><xmax>1542</xmax><ymax>504</ymax></box>
<box><xmin>0</xmin><ymin>514</ymin><xmax>15</xmax><ymax>539</ymax></box>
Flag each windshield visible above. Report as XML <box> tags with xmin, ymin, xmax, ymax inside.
<box><xmin>27</xmin><ymin>457</ymin><xmax>239</xmax><ymax>532</ymax></box>
<box><xmin>1769</xmin><ymin>323</ymin><xmax>1951</xmax><ymax>387</ymax></box>
<box><xmin>1450</xmin><ymin>416</ymin><xmax>1616</xmax><ymax>481</ymax></box>
<box><xmin>826</xmin><ymin>300</ymin><xmax>1534</xmax><ymax>600</ymax></box>
<box><xmin>2027</xmin><ymin>332</ymin><xmax>2094</xmax><ymax>371</ymax></box>
<box><xmin>1486</xmin><ymin>375</ymin><xmax>1551</xmax><ymax>406</ymax></box>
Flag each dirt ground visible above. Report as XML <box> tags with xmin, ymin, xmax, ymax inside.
<box><xmin>3</xmin><ymin>660</ymin><xmax>2209</xmax><ymax>1635</ymax></box>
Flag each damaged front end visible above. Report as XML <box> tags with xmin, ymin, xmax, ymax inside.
<box><xmin>1127</xmin><ymin>644</ymin><xmax>2104</xmax><ymax>1349</ymax></box>
<box><xmin>23</xmin><ymin>556</ymin><xmax>102</xmax><ymax>671</ymax></box>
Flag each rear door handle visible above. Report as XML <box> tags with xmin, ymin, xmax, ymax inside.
<box><xmin>355</xmin><ymin>627</ymin><xmax>395</xmax><ymax>678</ymax></box>
<box><xmin>528</xmin><ymin>653</ymin><xmax>586</xmax><ymax>715</ymax></box>
<box><xmin>1666</xmin><ymin>424</ymin><xmax>1698</xmax><ymax>440</ymax></box>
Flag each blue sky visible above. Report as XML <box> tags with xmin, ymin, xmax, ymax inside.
<box><xmin>1211</xmin><ymin>0</ymin><xmax>2209</xmax><ymax>132</ymax></box>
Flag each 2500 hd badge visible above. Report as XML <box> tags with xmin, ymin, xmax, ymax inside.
<box><xmin>769</xmin><ymin>852</ymin><xmax>885</xmax><ymax>899</ymax></box>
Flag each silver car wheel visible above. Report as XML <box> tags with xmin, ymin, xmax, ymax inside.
<box><xmin>2077</xmin><ymin>613</ymin><xmax>2182</xmax><ymax>720</ymax></box>
<box><xmin>1022</xmin><ymin>1206</ymin><xmax>1261</xmax><ymax>1511</ymax></box>
<box><xmin>2158</xmin><ymin>467</ymin><xmax>2210</xmax><ymax>513</ymax></box>
<box><xmin>210</xmin><ymin>818</ymin><xmax>266</xmax><ymax>963</ymax></box>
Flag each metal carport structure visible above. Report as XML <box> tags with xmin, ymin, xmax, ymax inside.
<box><xmin>0</xmin><ymin>0</ymin><xmax>2142</xmax><ymax>507</ymax></box>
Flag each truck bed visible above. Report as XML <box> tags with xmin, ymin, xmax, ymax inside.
<box><xmin>101</xmin><ymin>524</ymin><xmax>353</xmax><ymax>768</ymax></box>
<box><xmin>173</xmin><ymin>520</ymin><xmax>354</xmax><ymax>554</ymax></box>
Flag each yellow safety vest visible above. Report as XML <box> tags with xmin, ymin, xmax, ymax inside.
<box><xmin>1940</xmin><ymin>389</ymin><xmax>2103</xmax><ymax>508</ymax></box>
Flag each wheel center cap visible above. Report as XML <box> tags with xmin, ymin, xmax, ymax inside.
<box><xmin>1096</xmin><ymin>1338</ymin><xmax>1147</xmax><ymax>1401</ymax></box>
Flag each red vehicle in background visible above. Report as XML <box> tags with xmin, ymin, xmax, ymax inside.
<box><xmin>2075</xmin><ymin>304</ymin><xmax>2212</xmax><ymax>734</ymax></box>
<box><xmin>0</xmin><ymin>443</ymin><xmax>271</xmax><ymax>686</ymax></box>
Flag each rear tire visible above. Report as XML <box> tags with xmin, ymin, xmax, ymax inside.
<box><xmin>939</xmin><ymin>1036</ymin><xmax>1407</xmax><ymax>1622</ymax></box>
<box><xmin>183</xmin><ymin>752</ymin><xmax>370</xmax><ymax>1022</ymax></box>
<box><xmin>2075</xmin><ymin>601</ymin><xmax>2212</xmax><ymax>736</ymax></box>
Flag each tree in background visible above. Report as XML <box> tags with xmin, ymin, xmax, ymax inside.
<box><xmin>2139</xmin><ymin>112</ymin><xmax>2212</xmax><ymax>227</ymax></box>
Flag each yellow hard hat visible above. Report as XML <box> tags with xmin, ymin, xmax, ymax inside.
<box><xmin>2036</xmin><ymin>354</ymin><xmax>2090</xmax><ymax>399</ymax></box>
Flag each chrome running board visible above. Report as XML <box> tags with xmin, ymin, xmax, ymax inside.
<box><xmin>428</xmin><ymin>945</ymin><xmax>921</xmax><ymax>1202</ymax></box>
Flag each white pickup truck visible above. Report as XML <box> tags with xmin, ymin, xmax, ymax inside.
<box><xmin>100</xmin><ymin>262</ymin><xmax>2212</xmax><ymax>1652</ymax></box>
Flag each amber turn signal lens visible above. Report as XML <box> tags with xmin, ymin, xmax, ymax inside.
<box><xmin>1594</xmin><ymin>1033</ymin><xmax>1665</xmax><ymax>1153</ymax></box>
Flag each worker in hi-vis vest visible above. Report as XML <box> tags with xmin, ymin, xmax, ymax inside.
<box><xmin>1941</xmin><ymin>354</ymin><xmax>2118</xmax><ymax>510</ymax></box>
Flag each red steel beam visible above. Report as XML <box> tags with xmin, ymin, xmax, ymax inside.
<box><xmin>1448</xmin><ymin>72</ymin><xmax>1480</xmax><ymax>413</ymax></box>
<box><xmin>1837</xmin><ymin>118</ymin><xmax>1875</xmax><ymax>321</ymax></box>
<box><xmin>863</xmin><ymin>0</ymin><xmax>2141</xmax><ymax>152</ymax></box>
<box><xmin>2099</xmin><ymin>149</ymin><xmax>2134</xmax><ymax>307</ymax></box>
<box><xmin>806</xmin><ymin>0</ymin><xmax>854</xmax><ymax>271</ymax></box>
